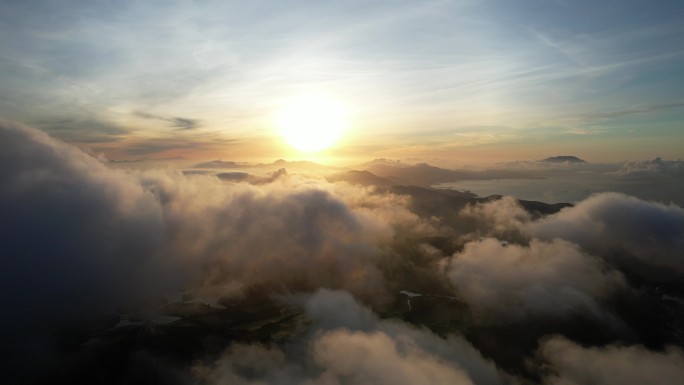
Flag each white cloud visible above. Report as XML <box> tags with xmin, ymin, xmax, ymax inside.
<box><xmin>195</xmin><ymin>289</ymin><xmax>505</xmax><ymax>385</ymax></box>
<box><xmin>3</xmin><ymin>119</ymin><xmax>684</xmax><ymax>384</ymax></box>
<box><xmin>530</xmin><ymin>193</ymin><xmax>684</xmax><ymax>272</ymax></box>
<box><xmin>460</xmin><ymin>192</ymin><xmax>684</xmax><ymax>272</ymax></box>
<box><xmin>539</xmin><ymin>336</ymin><xmax>684</xmax><ymax>385</ymax></box>
<box><xmin>442</xmin><ymin>239</ymin><xmax>624</xmax><ymax>319</ymax></box>
<box><xmin>0</xmin><ymin>120</ymin><xmax>432</xmax><ymax>377</ymax></box>
<box><xmin>619</xmin><ymin>157</ymin><xmax>684</xmax><ymax>176</ymax></box>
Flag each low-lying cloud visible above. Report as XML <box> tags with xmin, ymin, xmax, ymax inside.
<box><xmin>461</xmin><ymin>193</ymin><xmax>684</xmax><ymax>273</ymax></box>
<box><xmin>1</xmin><ymin>119</ymin><xmax>683</xmax><ymax>384</ymax></box>
<box><xmin>442</xmin><ymin>239</ymin><xmax>625</xmax><ymax>320</ymax></box>
<box><xmin>195</xmin><ymin>290</ymin><xmax>505</xmax><ymax>385</ymax></box>
<box><xmin>618</xmin><ymin>157</ymin><xmax>684</xmax><ymax>178</ymax></box>
<box><xmin>530</xmin><ymin>193</ymin><xmax>684</xmax><ymax>273</ymax></box>
<box><xmin>0</xmin><ymin>120</ymin><xmax>431</xmax><ymax>379</ymax></box>
<box><xmin>539</xmin><ymin>336</ymin><xmax>684</xmax><ymax>385</ymax></box>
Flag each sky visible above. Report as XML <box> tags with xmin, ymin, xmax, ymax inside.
<box><xmin>1</xmin><ymin>0</ymin><xmax>683</xmax><ymax>163</ymax></box>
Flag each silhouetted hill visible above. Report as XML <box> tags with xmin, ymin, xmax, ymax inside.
<box><xmin>358</xmin><ymin>158</ymin><xmax>407</xmax><ymax>168</ymax></box>
<box><xmin>262</xmin><ymin>159</ymin><xmax>343</xmax><ymax>172</ymax></box>
<box><xmin>193</xmin><ymin>160</ymin><xmax>244</xmax><ymax>168</ymax></box>
<box><xmin>364</xmin><ymin>162</ymin><xmax>476</xmax><ymax>186</ymax></box>
<box><xmin>386</xmin><ymin>185</ymin><xmax>571</xmax><ymax>230</ymax></box>
<box><xmin>363</xmin><ymin>161</ymin><xmax>544</xmax><ymax>186</ymax></box>
<box><xmin>326</xmin><ymin>170</ymin><xmax>397</xmax><ymax>187</ymax></box>
<box><xmin>193</xmin><ymin>159</ymin><xmax>342</xmax><ymax>172</ymax></box>
<box><xmin>540</xmin><ymin>156</ymin><xmax>586</xmax><ymax>164</ymax></box>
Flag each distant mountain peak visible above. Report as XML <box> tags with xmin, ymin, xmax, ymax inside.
<box><xmin>359</xmin><ymin>158</ymin><xmax>408</xmax><ymax>168</ymax></box>
<box><xmin>540</xmin><ymin>156</ymin><xmax>587</xmax><ymax>164</ymax></box>
<box><xmin>326</xmin><ymin>170</ymin><xmax>396</xmax><ymax>187</ymax></box>
<box><xmin>193</xmin><ymin>160</ymin><xmax>243</xmax><ymax>168</ymax></box>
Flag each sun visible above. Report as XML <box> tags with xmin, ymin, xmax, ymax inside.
<box><xmin>276</xmin><ymin>94</ymin><xmax>349</xmax><ymax>153</ymax></box>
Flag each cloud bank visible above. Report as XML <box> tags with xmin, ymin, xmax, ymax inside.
<box><xmin>529</xmin><ymin>193</ymin><xmax>684</xmax><ymax>273</ymax></box>
<box><xmin>1</xmin><ymin>119</ymin><xmax>683</xmax><ymax>384</ymax></box>
<box><xmin>443</xmin><ymin>239</ymin><xmax>625</xmax><ymax>320</ymax></box>
<box><xmin>195</xmin><ymin>290</ymin><xmax>505</xmax><ymax>385</ymax></box>
<box><xmin>539</xmin><ymin>336</ymin><xmax>684</xmax><ymax>385</ymax></box>
<box><xmin>462</xmin><ymin>193</ymin><xmax>684</xmax><ymax>273</ymax></box>
<box><xmin>0</xmin><ymin>119</ymin><xmax>430</xmax><ymax>379</ymax></box>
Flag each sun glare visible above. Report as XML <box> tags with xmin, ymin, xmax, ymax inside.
<box><xmin>276</xmin><ymin>94</ymin><xmax>349</xmax><ymax>153</ymax></box>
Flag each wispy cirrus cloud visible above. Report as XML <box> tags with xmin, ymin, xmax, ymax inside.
<box><xmin>1</xmin><ymin>1</ymin><xmax>683</xmax><ymax>161</ymax></box>
<box><xmin>133</xmin><ymin>111</ymin><xmax>200</xmax><ymax>130</ymax></box>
